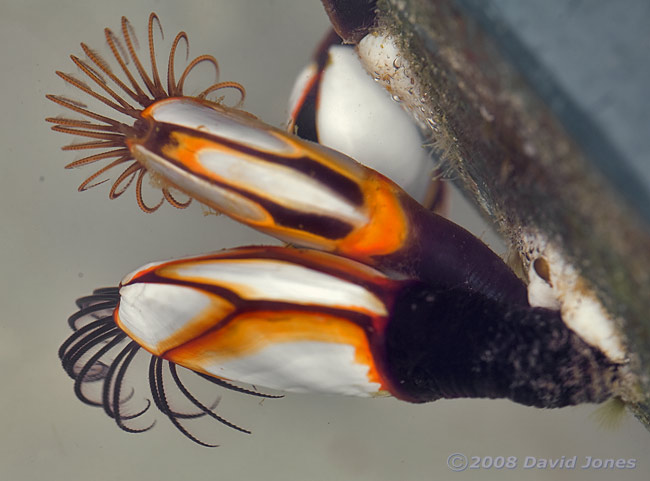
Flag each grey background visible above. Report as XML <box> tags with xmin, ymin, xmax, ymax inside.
<box><xmin>1</xmin><ymin>1</ymin><xmax>648</xmax><ymax>480</ymax></box>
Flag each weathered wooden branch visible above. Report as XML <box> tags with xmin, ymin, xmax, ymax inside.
<box><xmin>322</xmin><ymin>0</ymin><xmax>650</xmax><ymax>427</ymax></box>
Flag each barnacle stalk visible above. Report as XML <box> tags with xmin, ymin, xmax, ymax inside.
<box><xmin>46</xmin><ymin>13</ymin><xmax>246</xmax><ymax>212</ymax></box>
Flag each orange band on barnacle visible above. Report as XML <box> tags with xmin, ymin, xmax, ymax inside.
<box><xmin>46</xmin><ymin>13</ymin><xmax>245</xmax><ymax>212</ymax></box>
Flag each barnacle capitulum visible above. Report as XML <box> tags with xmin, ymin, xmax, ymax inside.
<box><xmin>522</xmin><ymin>231</ymin><xmax>628</xmax><ymax>364</ymax></box>
<box><xmin>46</xmin><ymin>13</ymin><xmax>246</xmax><ymax>213</ymax></box>
<box><xmin>287</xmin><ymin>31</ymin><xmax>444</xmax><ymax>209</ymax></box>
